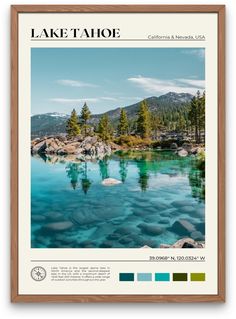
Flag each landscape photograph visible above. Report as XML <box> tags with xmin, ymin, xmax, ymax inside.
<box><xmin>31</xmin><ymin>48</ymin><xmax>205</xmax><ymax>249</ymax></box>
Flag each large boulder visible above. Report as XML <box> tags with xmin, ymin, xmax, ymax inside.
<box><xmin>80</xmin><ymin>136</ymin><xmax>93</xmax><ymax>147</ymax></box>
<box><xmin>84</xmin><ymin>143</ymin><xmax>92</xmax><ymax>151</ymax></box>
<box><xmin>90</xmin><ymin>135</ymin><xmax>98</xmax><ymax>145</ymax></box>
<box><xmin>178</xmin><ymin>149</ymin><xmax>188</xmax><ymax>157</ymax></box>
<box><xmin>31</xmin><ymin>135</ymin><xmax>112</xmax><ymax>158</ymax></box>
<box><xmin>170</xmin><ymin>142</ymin><xmax>178</xmax><ymax>150</ymax></box>
<box><xmin>182</xmin><ymin>143</ymin><xmax>192</xmax><ymax>152</ymax></box>
<box><xmin>172</xmin><ymin>238</ymin><xmax>196</xmax><ymax>248</ymax></box>
<box><xmin>45</xmin><ymin>139</ymin><xmax>65</xmax><ymax>153</ymax></box>
<box><xmin>31</xmin><ymin>139</ymin><xmax>47</xmax><ymax>153</ymax></box>
<box><xmin>57</xmin><ymin>145</ymin><xmax>76</xmax><ymax>155</ymax></box>
<box><xmin>102</xmin><ymin>178</ymin><xmax>122</xmax><ymax>186</ymax></box>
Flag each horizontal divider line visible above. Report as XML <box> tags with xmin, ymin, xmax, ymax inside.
<box><xmin>30</xmin><ymin>39</ymin><xmax>205</xmax><ymax>41</ymax></box>
<box><xmin>31</xmin><ymin>259</ymin><xmax>205</xmax><ymax>263</ymax></box>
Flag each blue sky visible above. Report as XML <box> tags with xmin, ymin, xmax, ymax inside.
<box><xmin>31</xmin><ymin>48</ymin><xmax>205</xmax><ymax>115</ymax></box>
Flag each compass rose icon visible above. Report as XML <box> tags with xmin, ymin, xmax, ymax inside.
<box><xmin>31</xmin><ymin>266</ymin><xmax>47</xmax><ymax>281</ymax></box>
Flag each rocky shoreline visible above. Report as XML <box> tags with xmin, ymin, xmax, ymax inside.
<box><xmin>31</xmin><ymin>135</ymin><xmax>116</xmax><ymax>160</ymax></box>
<box><xmin>169</xmin><ymin>142</ymin><xmax>204</xmax><ymax>157</ymax></box>
<box><xmin>142</xmin><ymin>238</ymin><xmax>205</xmax><ymax>249</ymax></box>
<box><xmin>31</xmin><ymin>135</ymin><xmax>204</xmax><ymax>160</ymax></box>
<box><xmin>159</xmin><ymin>237</ymin><xmax>205</xmax><ymax>248</ymax></box>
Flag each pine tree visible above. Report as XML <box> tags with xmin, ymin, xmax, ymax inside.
<box><xmin>98</xmin><ymin>114</ymin><xmax>113</xmax><ymax>142</ymax></box>
<box><xmin>66</xmin><ymin>109</ymin><xmax>80</xmax><ymax>138</ymax></box>
<box><xmin>150</xmin><ymin>112</ymin><xmax>161</xmax><ymax>140</ymax></box>
<box><xmin>176</xmin><ymin>114</ymin><xmax>186</xmax><ymax>132</ymax></box>
<box><xmin>80</xmin><ymin>102</ymin><xmax>91</xmax><ymax>136</ymax></box>
<box><xmin>199</xmin><ymin>91</ymin><xmax>205</xmax><ymax>143</ymax></box>
<box><xmin>136</xmin><ymin>100</ymin><xmax>151</xmax><ymax>138</ymax></box>
<box><xmin>118</xmin><ymin>108</ymin><xmax>129</xmax><ymax>136</ymax></box>
<box><xmin>188</xmin><ymin>91</ymin><xmax>205</xmax><ymax>143</ymax></box>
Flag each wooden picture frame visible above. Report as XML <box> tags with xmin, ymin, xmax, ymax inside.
<box><xmin>11</xmin><ymin>5</ymin><xmax>225</xmax><ymax>303</ymax></box>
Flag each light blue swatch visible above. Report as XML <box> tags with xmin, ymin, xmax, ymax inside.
<box><xmin>137</xmin><ymin>273</ymin><xmax>152</xmax><ymax>281</ymax></box>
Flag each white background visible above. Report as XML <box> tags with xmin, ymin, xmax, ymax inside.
<box><xmin>0</xmin><ymin>0</ymin><xmax>235</xmax><ymax>317</ymax></box>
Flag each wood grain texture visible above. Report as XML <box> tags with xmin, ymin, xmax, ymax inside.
<box><xmin>217</xmin><ymin>5</ymin><xmax>226</xmax><ymax>302</ymax></box>
<box><xmin>11</xmin><ymin>5</ymin><xmax>18</xmax><ymax>303</ymax></box>
<box><xmin>11</xmin><ymin>4</ymin><xmax>225</xmax><ymax>303</ymax></box>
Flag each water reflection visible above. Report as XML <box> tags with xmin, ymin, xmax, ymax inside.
<box><xmin>99</xmin><ymin>157</ymin><xmax>109</xmax><ymax>180</ymax></box>
<box><xmin>65</xmin><ymin>161</ymin><xmax>92</xmax><ymax>194</ymax></box>
<box><xmin>32</xmin><ymin>151</ymin><xmax>205</xmax><ymax>199</ymax></box>
<box><xmin>31</xmin><ymin>150</ymin><xmax>205</xmax><ymax>248</ymax></box>
<box><xmin>136</xmin><ymin>159</ymin><xmax>149</xmax><ymax>191</ymax></box>
<box><xmin>188</xmin><ymin>163</ymin><xmax>205</xmax><ymax>201</ymax></box>
<box><xmin>66</xmin><ymin>163</ymin><xmax>80</xmax><ymax>190</ymax></box>
<box><xmin>81</xmin><ymin>162</ymin><xmax>92</xmax><ymax>194</ymax></box>
<box><xmin>119</xmin><ymin>159</ymin><xmax>128</xmax><ymax>183</ymax></box>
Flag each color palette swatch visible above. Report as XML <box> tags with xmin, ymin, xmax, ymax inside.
<box><xmin>190</xmin><ymin>273</ymin><xmax>206</xmax><ymax>281</ymax></box>
<box><xmin>137</xmin><ymin>273</ymin><xmax>152</xmax><ymax>281</ymax></box>
<box><xmin>119</xmin><ymin>272</ymin><xmax>205</xmax><ymax>282</ymax></box>
<box><xmin>119</xmin><ymin>273</ymin><xmax>134</xmax><ymax>281</ymax></box>
<box><xmin>173</xmin><ymin>273</ymin><xmax>188</xmax><ymax>281</ymax></box>
<box><xmin>155</xmin><ymin>273</ymin><xmax>170</xmax><ymax>281</ymax></box>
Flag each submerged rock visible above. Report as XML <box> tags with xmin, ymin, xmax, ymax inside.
<box><xmin>44</xmin><ymin>211</ymin><xmax>64</xmax><ymax>221</ymax></box>
<box><xmin>137</xmin><ymin>223</ymin><xmax>164</xmax><ymax>236</ymax></box>
<box><xmin>100</xmin><ymin>240</ymin><xmax>113</xmax><ymax>248</ymax></box>
<box><xmin>31</xmin><ymin>215</ymin><xmax>46</xmax><ymax>222</ymax></box>
<box><xmin>114</xmin><ymin>226</ymin><xmax>137</xmax><ymax>235</ymax></box>
<box><xmin>195</xmin><ymin>222</ymin><xmax>205</xmax><ymax>234</ymax></box>
<box><xmin>42</xmin><ymin>221</ymin><xmax>74</xmax><ymax>232</ymax></box>
<box><xmin>169</xmin><ymin>219</ymin><xmax>195</xmax><ymax>236</ymax></box>
<box><xmin>172</xmin><ymin>200</ymin><xmax>195</xmax><ymax>208</ymax></box>
<box><xmin>102</xmin><ymin>178</ymin><xmax>122</xmax><ymax>186</ymax></box>
<box><xmin>190</xmin><ymin>230</ymin><xmax>204</xmax><ymax>241</ymax></box>
<box><xmin>119</xmin><ymin>237</ymin><xmax>133</xmax><ymax>244</ymax></box>
<box><xmin>70</xmin><ymin>211</ymin><xmax>100</xmax><ymax>226</ymax></box>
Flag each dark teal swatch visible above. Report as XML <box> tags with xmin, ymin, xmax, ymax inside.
<box><xmin>119</xmin><ymin>273</ymin><xmax>134</xmax><ymax>281</ymax></box>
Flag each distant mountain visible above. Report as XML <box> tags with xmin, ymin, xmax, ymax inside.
<box><xmin>31</xmin><ymin>112</ymin><xmax>69</xmax><ymax>138</ymax></box>
<box><xmin>31</xmin><ymin>92</ymin><xmax>193</xmax><ymax>138</ymax></box>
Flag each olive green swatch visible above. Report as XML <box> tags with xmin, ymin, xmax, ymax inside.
<box><xmin>190</xmin><ymin>273</ymin><xmax>206</xmax><ymax>281</ymax></box>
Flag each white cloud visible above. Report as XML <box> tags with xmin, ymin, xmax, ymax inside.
<box><xmin>127</xmin><ymin>76</ymin><xmax>205</xmax><ymax>95</ymax></box>
<box><xmin>50</xmin><ymin>98</ymin><xmax>99</xmax><ymax>104</ymax></box>
<box><xmin>182</xmin><ymin>49</ymin><xmax>205</xmax><ymax>59</ymax></box>
<box><xmin>50</xmin><ymin>96</ymin><xmax>119</xmax><ymax>104</ymax></box>
<box><xmin>100</xmin><ymin>97</ymin><xmax>118</xmax><ymax>101</ymax></box>
<box><xmin>177</xmin><ymin>78</ymin><xmax>205</xmax><ymax>89</ymax></box>
<box><xmin>56</xmin><ymin>79</ymin><xmax>98</xmax><ymax>88</ymax></box>
<box><xmin>119</xmin><ymin>96</ymin><xmax>144</xmax><ymax>101</ymax></box>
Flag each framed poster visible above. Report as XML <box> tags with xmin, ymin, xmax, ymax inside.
<box><xmin>11</xmin><ymin>5</ymin><xmax>225</xmax><ymax>302</ymax></box>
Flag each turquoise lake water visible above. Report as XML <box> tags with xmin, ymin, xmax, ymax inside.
<box><xmin>31</xmin><ymin>151</ymin><xmax>205</xmax><ymax>248</ymax></box>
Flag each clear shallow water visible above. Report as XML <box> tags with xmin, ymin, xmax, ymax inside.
<box><xmin>31</xmin><ymin>151</ymin><xmax>205</xmax><ymax>248</ymax></box>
